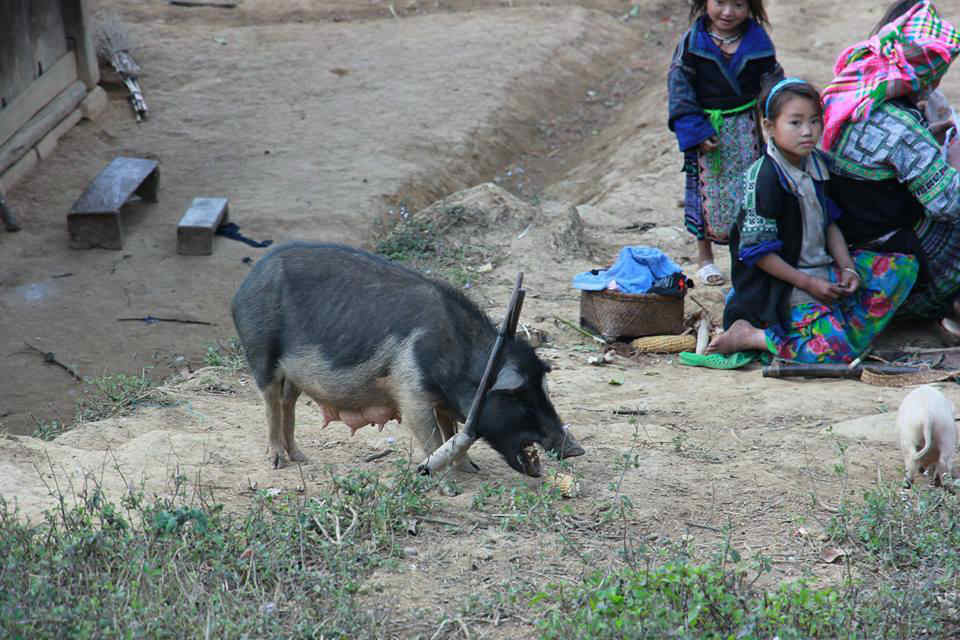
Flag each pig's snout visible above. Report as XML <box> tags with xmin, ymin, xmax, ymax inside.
<box><xmin>549</xmin><ymin>427</ymin><xmax>585</xmax><ymax>459</ymax></box>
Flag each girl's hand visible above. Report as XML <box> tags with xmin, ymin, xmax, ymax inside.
<box><xmin>948</xmin><ymin>135</ymin><xmax>960</xmax><ymax>170</ymax></box>
<box><xmin>804</xmin><ymin>276</ymin><xmax>846</xmax><ymax>304</ymax></box>
<box><xmin>930</xmin><ymin>120</ymin><xmax>955</xmax><ymax>145</ymax></box>
<box><xmin>700</xmin><ymin>136</ymin><xmax>720</xmax><ymax>152</ymax></box>
<box><xmin>838</xmin><ymin>267</ymin><xmax>860</xmax><ymax>294</ymax></box>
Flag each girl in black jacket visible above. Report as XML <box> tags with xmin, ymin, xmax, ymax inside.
<box><xmin>708</xmin><ymin>79</ymin><xmax>918</xmax><ymax>363</ymax></box>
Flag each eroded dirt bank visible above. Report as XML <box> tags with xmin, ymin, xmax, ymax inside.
<box><xmin>1</xmin><ymin>1</ymin><xmax>645</xmax><ymax>434</ymax></box>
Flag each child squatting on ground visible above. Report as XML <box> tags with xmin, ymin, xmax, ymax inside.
<box><xmin>707</xmin><ymin>78</ymin><xmax>919</xmax><ymax>363</ymax></box>
<box><xmin>667</xmin><ymin>0</ymin><xmax>783</xmax><ymax>287</ymax></box>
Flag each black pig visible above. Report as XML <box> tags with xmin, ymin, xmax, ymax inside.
<box><xmin>231</xmin><ymin>242</ymin><xmax>584</xmax><ymax>476</ymax></box>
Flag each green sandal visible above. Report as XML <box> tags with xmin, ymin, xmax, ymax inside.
<box><xmin>678</xmin><ymin>351</ymin><xmax>764</xmax><ymax>369</ymax></box>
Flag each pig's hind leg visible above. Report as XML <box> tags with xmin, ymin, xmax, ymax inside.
<box><xmin>263</xmin><ymin>379</ymin><xmax>288</xmax><ymax>468</ymax></box>
<box><xmin>282</xmin><ymin>378</ymin><xmax>308</xmax><ymax>463</ymax></box>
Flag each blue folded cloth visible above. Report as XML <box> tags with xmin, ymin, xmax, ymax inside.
<box><xmin>572</xmin><ymin>246</ymin><xmax>683</xmax><ymax>294</ymax></box>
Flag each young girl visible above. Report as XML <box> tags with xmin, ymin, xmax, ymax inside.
<box><xmin>668</xmin><ymin>0</ymin><xmax>783</xmax><ymax>286</ymax></box>
<box><xmin>708</xmin><ymin>78</ymin><xmax>918</xmax><ymax>363</ymax></box>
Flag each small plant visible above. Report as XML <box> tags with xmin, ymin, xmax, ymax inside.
<box><xmin>203</xmin><ymin>337</ymin><xmax>246</xmax><ymax>371</ymax></box>
<box><xmin>31</xmin><ymin>418</ymin><xmax>67</xmax><ymax>441</ymax></box>
<box><xmin>470</xmin><ymin>481</ymin><xmax>570</xmax><ymax>532</ymax></box>
<box><xmin>375</xmin><ymin>217</ymin><xmax>437</xmax><ymax>261</ymax></box>
<box><xmin>76</xmin><ymin>369</ymin><xmax>166</xmax><ymax>422</ymax></box>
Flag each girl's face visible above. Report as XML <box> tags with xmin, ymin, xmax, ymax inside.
<box><xmin>705</xmin><ymin>0</ymin><xmax>750</xmax><ymax>34</ymax></box>
<box><xmin>764</xmin><ymin>95</ymin><xmax>823</xmax><ymax>167</ymax></box>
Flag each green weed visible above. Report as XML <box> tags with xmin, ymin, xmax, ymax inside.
<box><xmin>470</xmin><ymin>481</ymin><xmax>572</xmax><ymax>532</ymax></box>
<box><xmin>76</xmin><ymin>369</ymin><xmax>169</xmax><ymax>422</ymax></box>
<box><xmin>31</xmin><ymin>418</ymin><xmax>67</xmax><ymax>441</ymax></box>
<box><xmin>203</xmin><ymin>337</ymin><xmax>247</xmax><ymax>372</ymax></box>
<box><xmin>0</xmin><ymin>460</ymin><xmax>436</xmax><ymax>638</ymax></box>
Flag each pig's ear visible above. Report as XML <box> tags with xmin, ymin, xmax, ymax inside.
<box><xmin>489</xmin><ymin>365</ymin><xmax>525</xmax><ymax>393</ymax></box>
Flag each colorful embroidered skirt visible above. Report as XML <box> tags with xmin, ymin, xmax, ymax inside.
<box><xmin>763</xmin><ymin>251</ymin><xmax>918</xmax><ymax>363</ymax></box>
<box><xmin>683</xmin><ymin>110</ymin><xmax>762</xmax><ymax>244</ymax></box>
<box><xmin>898</xmin><ymin>216</ymin><xmax>960</xmax><ymax>319</ymax></box>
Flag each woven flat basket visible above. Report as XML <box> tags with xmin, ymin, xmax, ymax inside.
<box><xmin>579</xmin><ymin>289</ymin><xmax>684</xmax><ymax>341</ymax></box>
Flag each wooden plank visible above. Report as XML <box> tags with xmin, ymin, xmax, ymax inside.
<box><xmin>68</xmin><ymin>212</ymin><xmax>124</xmax><ymax>250</ymax></box>
<box><xmin>177</xmin><ymin>197</ymin><xmax>229</xmax><ymax>255</ymax></box>
<box><xmin>30</xmin><ymin>0</ymin><xmax>69</xmax><ymax>82</ymax></box>
<box><xmin>0</xmin><ymin>79</ymin><xmax>85</xmax><ymax>175</ymax></box>
<box><xmin>60</xmin><ymin>0</ymin><xmax>100</xmax><ymax>89</ymax></box>
<box><xmin>68</xmin><ymin>157</ymin><xmax>160</xmax><ymax>250</ymax></box>
<box><xmin>36</xmin><ymin>107</ymin><xmax>82</xmax><ymax>159</ymax></box>
<box><xmin>0</xmin><ymin>148</ymin><xmax>38</xmax><ymax>194</ymax></box>
<box><xmin>70</xmin><ymin>157</ymin><xmax>159</xmax><ymax>214</ymax></box>
<box><xmin>0</xmin><ymin>1</ymin><xmax>33</xmax><ymax>111</ymax></box>
<box><xmin>0</xmin><ymin>51</ymin><xmax>77</xmax><ymax>148</ymax></box>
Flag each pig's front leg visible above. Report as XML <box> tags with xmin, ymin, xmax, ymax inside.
<box><xmin>436</xmin><ymin>407</ymin><xmax>479</xmax><ymax>473</ymax></box>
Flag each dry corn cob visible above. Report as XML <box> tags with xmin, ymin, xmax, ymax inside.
<box><xmin>631</xmin><ymin>334</ymin><xmax>697</xmax><ymax>353</ymax></box>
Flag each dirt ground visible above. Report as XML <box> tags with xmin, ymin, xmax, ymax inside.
<box><xmin>4</xmin><ymin>0</ymin><xmax>960</xmax><ymax>636</ymax></box>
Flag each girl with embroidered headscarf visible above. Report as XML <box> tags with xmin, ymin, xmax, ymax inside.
<box><xmin>667</xmin><ymin>0</ymin><xmax>783</xmax><ymax>288</ymax></box>
<box><xmin>822</xmin><ymin>0</ymin><xmax>960</xmax><ymax>341</ymax></box>
<box><xmin>706</xmin><ymin>78</ymin><xmax>918</xmax><ymax>362</ymax></box>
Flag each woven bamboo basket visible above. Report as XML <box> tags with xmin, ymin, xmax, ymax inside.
<box><xmin>579</xmin><ymin>289</ymin><xmax>684</xmax><ymax>341</ymax></box>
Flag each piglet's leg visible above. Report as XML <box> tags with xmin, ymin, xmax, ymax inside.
<box><xmin>282</xmin><ymin>379</ymin><xmax>307</xmax><ymax>463</ymax></box>
<box><xmin>903</xmin><ymin>455</ymin><xmax>915</xmax><ymax>488</ymax></box>
<box><xmin>934</xmin><ymin>456</ymin><xmax>955</xmax><ymax>490</ymax></box>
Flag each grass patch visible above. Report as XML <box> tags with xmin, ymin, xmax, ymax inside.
<box><xmin>374</xmin><ymin>205</ymin><xmax>496</xmax><ymax>286</ymax></box>
<box><xmin>0</xmin><ymin>461</ymin><xmax>436</xmax><ymax>638</ymax></box>
<box><xmin>533</xmin><ymin>559</ymin><xmax>856</xmax><ymax>639</ymax></box>
<box><xmin>203</xmin><ymin>337</ymin><xmax>247</xmax><ymax>372</ymax></box>
<box><xmin>471</xmin><ymin>480</ymin><xmax>575</xmax><ymax>532</ymax></box>
<box><xmin>31</xmin><ymin>418</ymin><xmax>68</xmax><ymax>441</ymax></box>
<box><xmin>76</xmin><ymin>369</ymin><xmax>169</xmax><ymax>423</ymax></box>
<box><xmin>533</xmin><ymin>482</ymin><xmax>960</xmax><ymax>639</ymax></box>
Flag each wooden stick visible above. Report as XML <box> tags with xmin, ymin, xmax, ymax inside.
<box><xmin>418</xmin><ymin>273</ymin><xmax>525</xmax><ymax>475</ymax></box>
<box><xmin>23</xmin><ymin>342</ymin><xmax>83</xmax><ymax>382</ymax></box>
<box><xmin>117</xmin><ymin>316</ymin><xmax>216</xmax><ymax>326</ymax></box>
<box><xmin>169</xmin><ymin>1</ymin><xmax>238</xmax><ymax>7</ymax></box>
<box><xmin>762</xmin><ymin>361</ymin><xmax>927</xmax><ymax>379</ymax></box>
<box><xmin>363</xmin><ymin>449</ymin><xmax>393</xmax><ymax>463</ymax></box>
<box><xmin>901</xmin><ymin>345</ymin><xmax>960</xmax><ymax>354</ymax></box>
<box><xmin>553</xmin><ymin>315</ymin><xmax>607</xmax><ymax>345</ymax></box>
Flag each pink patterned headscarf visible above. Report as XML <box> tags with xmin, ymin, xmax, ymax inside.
<box><xmin>821</xmin><ymin>1</ymin><xmax>960</xmax><ymax>150</ymax></box>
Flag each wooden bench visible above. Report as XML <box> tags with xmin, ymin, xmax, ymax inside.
<box><xmin>177</xmin><ymin>197</ymin><xmax>229</xmax><ymax>255</ymax></box>
<box><xmin>67</xmin><ymin>156</ymin><xmax>159</xmax><ymax>249</ymax></box>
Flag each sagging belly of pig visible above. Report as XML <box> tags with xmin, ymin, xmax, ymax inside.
<box><xmin>279</xmin><ymin>349</ymin><xmax>434</xmax><ymax>436</ymax></box>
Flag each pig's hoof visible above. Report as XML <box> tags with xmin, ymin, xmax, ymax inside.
<box><xmin>270</xmin><ymin>451</ymin><xmax>287</xmax><ymax>469</ymax></box>
<box><xmin>288</xmin><ymin>448</ymin><xmax>309</xmax><ymax>463</ymax></box>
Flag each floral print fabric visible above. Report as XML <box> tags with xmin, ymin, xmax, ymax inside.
<box><xmin>764</xmin><ymin>250</ymin><xmax>918</xmax><ymax>362</ymax></box>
